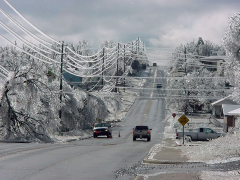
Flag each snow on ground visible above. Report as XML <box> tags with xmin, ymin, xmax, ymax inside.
<box><xmin>166</xmin><ymin>113</ymin><xmax>240</xmax><ymax>179</ymax></box>
<box><xmin>146</xmin><ymin>108</ymin><xmax>240</xmax><ymax>179</ymax></box>
<box><xmin>52</xmin><ymin>130</ymin><xmax>93</xmax><ymax>143</ymax></box>
<box><xmin>104</xmin><ymin>89</ymin><xmax>137</xmax><ymax>123</ymax></box>
<box><xmin>182</xmin><ymin>132</ymin><xmax>240</xmax><ymax>164</ymax></box>
<box><xmin>201</xmin><ymin>171</ymin><xmax>240</xmax><ymax>180</ymax></box>
<box><xmin>164</xmin><ymin>111</ymin><xmax>240</xmax><ymax>165</ymax></box>
<box><xmin>182</xmin><ymin>129</ymin><xmax>240</xmax><ymax>179</ymax></box>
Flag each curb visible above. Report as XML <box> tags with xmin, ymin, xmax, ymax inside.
<box><xmin>66</xmin><ymin>139</ymin><xmax>77</xmax><ymax>142</ymax></box>
<box><xmin>142</xmin><ymin>159</ymin><xmax>201</xmax><ymax>164</ymax></box>
<box><xmin>65</xmin><ymin>135</ymin><xmax>93</xmax><ymax>142</ymax></box>
<box><xmin>0</xmin><ymin>140</ymin><xmax>31</xmax><ymax>143</ymax></box>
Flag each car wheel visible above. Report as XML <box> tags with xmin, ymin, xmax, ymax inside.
<box><xmin>185</xmin><ymin>135</ymin><xmax>192</xmax><ymax>142</ymax></box>
<box><xmin>147</xmin><ymin>137</ymin><xmax>151</xmax><ymax>141</ymax></box>
<box><xmin>133</xmin><ymin>136</ymin><xmax>136</xmax><ymax>141</ymax></box>
<box><xmin>93</xmin><ymin>134</ymin><xmax>97</xmax><ymax>138</ymax></box>
<box><xmin>107</xmin><ymin>133</ymin><xmax>112</xmax><ymax>138</ymax></box>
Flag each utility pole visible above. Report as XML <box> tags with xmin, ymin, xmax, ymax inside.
<box><xmin>183</xmin><ymin>46</ymin><xmax>189</xmax><ymax>115</ymax></box>
<box><xmin>115</xmin><ymin>43</ymin><xmax>119</xmax><ymax>93</ymax></box>
<box><xmin>184</xmin><ymin>46</ymin><xmax>187</xmax><ymax>73</ymax></box>
<box><xmin>102</xmin><ymin>47</ymin><xmax>105</xmax><ymax>88</ymax></box>
<box><xmin>59</xmin><ymin>41</ymin><xmax>64</xmax><ymax>119</ymax></box>
<box><xmin>137</xmin><ymin>37</ymin><xmax>140</xmax><ymax>54</ymax></box>
<box><xmin>123</xmin><ymin>45</ymin><xmax>126</xmax><ymax>92</ymax></box>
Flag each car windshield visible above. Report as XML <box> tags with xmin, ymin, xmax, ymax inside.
<box><xmin>135</xmin><ymin>126</ymin><xmax>148</xmax><ymax>130</ymax></box>
<box><xmin>94</xmin><ymin>123</ymin><xmax>108</xmax><ymax>127</ymax></box>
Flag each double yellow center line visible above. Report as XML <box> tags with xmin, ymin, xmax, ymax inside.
<box><xmin>141</xmin><ymin>99</ymin><xmax>151</xmax><ymax>122</ymax></box>
<box><xmin>141</xmin><ymin>67</ymin><xmax>156</xmax><ymax>122</ymax></box>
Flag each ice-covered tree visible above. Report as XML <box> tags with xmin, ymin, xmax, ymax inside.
<box><xmin>223</xmin><ymin>13</ymin><xmax>240</xmax><ymax>103</ymax></box>
<box><xmin>0</xmin><ymin>46</ymin><xmax>108</xmax><ymax>142</ymax></box>
<box><xmin>167</xmin><ymin>38</ymin><xmax>227</xmax><ymax>113</ymax></box>
<box><xmin>223</xmin><ymin>13</ymin><xmax>240</xmax><ymax>62</ymax></box>
<box><xmin>168</xmin><ymin>38</ymin><xmax>225</xmax><ymax>74</ymax></box>
<box><xmin>167</xmin><ymin>68</ymin><xmax>226</xmax><ymax>113</ymax></box>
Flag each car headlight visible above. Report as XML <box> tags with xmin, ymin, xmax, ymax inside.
<box><xmin>105</xmin><ymin>129</ymin><xmax>108</xmax><ymax>132</ymax></box>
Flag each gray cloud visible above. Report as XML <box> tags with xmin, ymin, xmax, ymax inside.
<box><xmin>0</xmin><ymin>0</ymin><xmax>239</xmax><ymax>62</ymax></box>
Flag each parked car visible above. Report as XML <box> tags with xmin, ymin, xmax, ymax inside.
<box><xmin>156</xmin><ymin>83</ymin><xmax>162</xmax><ymax>88</ymax></box>
<box><xmin>93</xmin><ymin>123</ymin><xmax>112</xmax><ymax>138</ymax></box>
<box><xmin>176</xmin><ymin>127</ymin><xmax>226</xmax><ymax>141</ymax></box>
<box><xmin>133</xmin><ymin>125</ymin><xmax>152</xmax><ymax>141</ymax></box>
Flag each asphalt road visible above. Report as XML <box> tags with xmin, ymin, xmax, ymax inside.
<box><xmin>0</xmin><ymin>66</ymin><xmax>167</xmax><ymax>180</ymax></box>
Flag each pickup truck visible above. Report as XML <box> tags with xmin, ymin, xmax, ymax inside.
<box><xmin>133</xmin><ymin>125</ymin><xmax>152</xmax><ymax>141</ymax></box>
<box><xmin>176</xmin><ymin>127</ymin><xmax>225</xmax><ymax>141</ymax></box>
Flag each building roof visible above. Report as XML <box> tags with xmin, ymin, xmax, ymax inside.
<box><xmin>199</xmin><ymin>56</ymin><xmax>226</xmax><ymax>62</ymax></box>
<box><xmin>228</xmin><ymin>108</ymin><xmax>240</xmax><ymax>115</ymax></box>
<box><xmin>211</xmin><ymin>96</ymin><xmax>237</xmax><ymax>106</ymax></box>
<box><xmin>222</xmin><ymin>104</ymin><xmax>240</xmax><ymax>116</ymax></box>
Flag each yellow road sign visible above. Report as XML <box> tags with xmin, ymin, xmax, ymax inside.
<box><xmin>178</xmin><ymin>114</ymin><xmax>189</xmax><ymax>126</ymax></box>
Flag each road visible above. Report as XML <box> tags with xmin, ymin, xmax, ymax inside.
<box><xmin>0</xmin><ymin>66</ymin><xmax>167</xmax><ymax>180</ymax></box>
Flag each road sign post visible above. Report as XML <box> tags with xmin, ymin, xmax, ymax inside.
<box><xmin>178</xmin><ymin>114</ymin><xmax>189</xmax><ymax>145</ymax></box>
<box><xmin>183</xmin><ymin>125</ymin><xmax>185</xmax><ymax>145</ymax></box>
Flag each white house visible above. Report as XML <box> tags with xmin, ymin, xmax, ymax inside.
<box><xmin>211</xmin><ymin>97</ymin><xmax>238</xmax><ymax>118</ymax></box>
<box><xmin>222</xmin><ymin>104</ymin><xmax>240</xmax><ymax>132</ymax></box>
<box><xmin>198</xmin><ymin>55</ymin><xmax>226</xmax><ymax>75</ymax></box>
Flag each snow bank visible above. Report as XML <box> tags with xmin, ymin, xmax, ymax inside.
<box><xmin>52</xmin><ymin>130</ymin><xmax>92</xmax><ymax>143</ymax></box>
<box><xmin>166</xmin><ymin>111</ymin><xmax>240</xmax><ymax>179</ymax></box>
<box><xmin>182</xmin><ymin>132</ymin><xmax>240</xmax><ymax>163</ymax></box>
<box><xmin>201</xmin><ymin>170</ymin><xmax>240</xmax><ymax>180</ymax></box>
<box><xmin>147</xmin><ymin>143</ymin><xmax>162</xmax><ymax>160</ymax></box>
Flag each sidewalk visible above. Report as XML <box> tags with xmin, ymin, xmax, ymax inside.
<box><xmin>134</xmin><ymin>110</ymin><xmax>205</xmax><ymax>180</ymax></box>
<box><xmin>135</xmin><ymin>137</ymin><xmax>202</xmax><ymax>180</ymax></box>
<box><xmin>143</xmin><ymin>138</ymin><xmax>188</xmax><ymax>164</ymax></box>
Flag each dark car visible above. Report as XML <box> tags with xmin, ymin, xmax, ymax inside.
<box><xmin>133</xmin><ymin>125</ymin><xmax>152</xmax><ymax>141</ymax></box>
<box><xmin>156</xmin><ymin>83</ymin><xmax>162</xmax><ymax>88</ymax></box>
<box><xmin>93</xmin><ymin>123</ymin><xmax>112</xmax><ymax>138</ymax></box>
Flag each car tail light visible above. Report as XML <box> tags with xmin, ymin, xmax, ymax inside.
<box><xmin>147</xmin><ymin>130</ymin><xmax>150</xmax><ymax>133</ymax></box>
<box><xmin>132</xmin><ymin>130</ymin><xmax>134</xmax><ymax>134</ymax></box>
<box><xmin>176</xmin><ymin>133</ymin><xmax>178</xmax><ymax>137</ymax></box>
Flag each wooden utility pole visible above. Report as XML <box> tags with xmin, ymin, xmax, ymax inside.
<box><xmin>59</xmin><ymin>41</ymin><xmax>64</xmax><ymax>119</ymax></box>
<box><xmin>184</xmin><ymin>46</ymin><xmax>187</xmax><ymax>73</ymax></box>
<box><xmin>123</xmin><ymin>45</ymin><xmax>126</xmax><ymax>92</ymax></box>
<box><xmin>115</xmin><ymin>43</ymin><xmax>119</xmax><ymax>92</ymax></box>
<box><xmin>102</xmin><ymin>47</ymin><xmax>105</xmax><ymax>88</ymax></box>
<box><xmin>137</xmin><ymin>37</ymin><xmax>140</xmax><ymax>53</ymax></box>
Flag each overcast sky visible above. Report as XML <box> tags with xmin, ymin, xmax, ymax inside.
<box><xmin>0</xmin><ymin>0</ymin><xmax>239</xmax><ymax>64</ymax></box>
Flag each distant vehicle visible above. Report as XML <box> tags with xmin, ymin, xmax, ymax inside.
<box><xmin>156</xmin><ymin>83</ymin><xmax>162</xmax><ymax>88</ymax></box>
<box><xmin>93</xmin><ymin>123</ymin><xmax>112</xmax><ymax>138</ymax></box>
<box><xmin>176</xmin><ymin>127</ymin><xmax>226</xmax><ymax>141</ymax></box>
<box><xmin>153</xmin><ymin>63</ymin><xmax>157</xmax><ymax>66</ymax></box>
<box><xmin>133</xmin><ymin>125</ymin><xmax>152</xmax><ymax>141</ymax></box>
